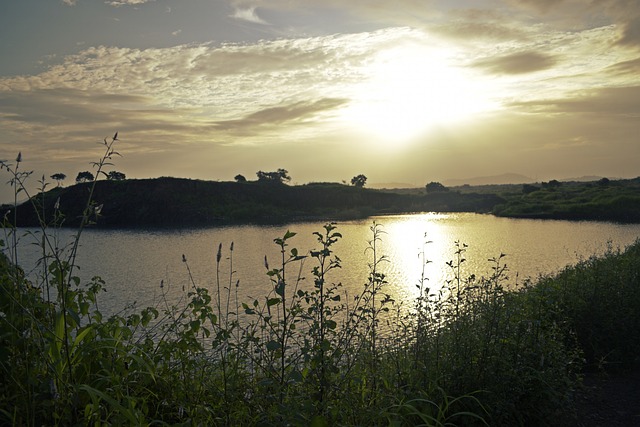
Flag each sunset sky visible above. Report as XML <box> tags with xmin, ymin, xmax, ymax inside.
<box><xmin>1</xmin><ymin>0</ymin><xmax>639</xmax><ymax>202</ymax></box>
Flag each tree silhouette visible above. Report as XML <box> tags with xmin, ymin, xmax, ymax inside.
<box><xmin>50</xmin><ymin>173</ymin><xmax>66</xmax><ymax>186</ymax></box>
<box><xmin>107</xmin><ymin>171</ymin><xmax>126</xmax><ymax>181</ymax></box>
<box><xmin>234</xmin><ymin>174</ymin><xmax>247</xmax><ymax>183</ymax></box>
<box><xmin>425</xmin><ymin>181</ymin><xmax>449</xmax><ymax>193</ymax></box>
<box><xmin>256</xmin><ymin>168</ymin><xmax>291</xmax><ymax>184</ymax></box>
<box><xmin>75</xmin><ymin>171</ymin><xmax>94</xmax><ymax>183</ymax></box>
<box><xmin>351</xmin><ymin>174</ymin><xmax>367</xmax><ymax>188</ymax></box>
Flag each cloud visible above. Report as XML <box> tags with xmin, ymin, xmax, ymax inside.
<box><xmin>62</xmin><ymin>0</ymin><xmax>78</xmax><ymax>5</ymax></box>
<box><xmin>505</xmin><ymin>0</ymin><xmax>568</xmax><ymax>14</ymax></box>
<box><xmin>472</xmin><ymin>51</ymin><xmax>558</xmax><ymax>74</ymax></box>
<box><xmin>231</xmin><ymin>7</ymin><xmax>269</xmax><ymax>25</ymax></box>
<box><xmin>172</xmin><ymin>29</ymin><xmax>182</xmax><ymax>36</ymax></box>
<box><xmin>505</xmin><ymin>0</ymin><xmax>640</xmax><ymax>48</ymax></box>
<box><xmin>212</xmin><ymin>98</ymin><xmax>348</xmax><ymax>135</ymax></box>
<box><xmin>429</xmin><ymin>8</ymin><xmax>529</xmax><ymax>42</ymax></box>
<box><xmin>605</xmin><ymin>56</ymin><xmax>640</xmax><ymax>75</ymax></box>
<box><xmin>0</xmin><ymin>29</ymin><xmax>397</xmax><ymax>159</ymax></box>
<box><xmin>509</xmin><ymin>86</ymin><xmax>640</xmax><ymax>115</ymax></box>
<box><xmin>106</xmin><ymin>0</ymin><xmax>155</xmax><ymax>6</ymax></box>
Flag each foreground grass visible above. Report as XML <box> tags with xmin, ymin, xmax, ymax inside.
<box><xmin>1</xmin><ymin>222</ymin><xmax>639</xmax><ymax>426</ymax></box>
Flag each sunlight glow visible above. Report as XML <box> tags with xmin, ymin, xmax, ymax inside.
<box><xmin>341</xmin><ymin>42</ymin><xmax>498</xmax><ymax>147</ymax></box>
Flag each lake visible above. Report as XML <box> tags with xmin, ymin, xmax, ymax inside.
<box><xmin>11</xmin><ymin>213</ymin><xmax>640</xmax><ymax>316</ymax></box>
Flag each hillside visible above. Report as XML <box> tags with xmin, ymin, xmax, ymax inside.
<box><xmin>492</xmin><ymin>177</ymin><xmax>640</xmax><ymax>222</ymax></box>
<box><xmin>0</xmin><ymin>177</ymin><xmax>503</xmax><ymax>227</ymax></box>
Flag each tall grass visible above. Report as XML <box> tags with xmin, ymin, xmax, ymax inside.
<box><xmin>1</xmin><ymin>136</ymin><xmax>639</xmax><ymax>425</ymax></box>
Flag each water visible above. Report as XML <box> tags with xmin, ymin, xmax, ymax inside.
<box><xmin>10</xmin><ymin>213</ymin><xmax>640</xmax><ymax>316</ymax></box>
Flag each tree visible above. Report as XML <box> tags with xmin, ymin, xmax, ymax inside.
<box><xmin>234</xmin><ymin>174</ymin><xmax>247</xmax><ymax>183</ymax></box>
<box><xmin>522</xmin><ymin>184</ymin><xmax>539</xmax><ymax>194</ymax></box>
<box><xmin>351</xmin><ymin>174</ymin><xmax>367</xmax><ymax>188</ymax></box>
<box><xmin>425</xmin><ymin>181</ymin><xmax>449</xmax><ymax>193</ymax></box>
<box><xmin>256</xmin><ymin>168</ymin><xmax>291</xmax><ymax>184</ymax></box>
<box><xmin>50</xmin><ymin>173</ymin><xmax>66</xmax><ymax>186</ymax></box>
<box><xmin>542</xmin><ymin>179</ymin><xmax>561</xmax><ymax>189</ymax></box>
<box><xmin>76</xmin><ymin>171</ymin><xmax>94</xmax><ymax>183</ymax></box>
<box><xmin>107</xmin><ymin>171</ymin><xmax>126</xmax><ymax>181</ymax></box>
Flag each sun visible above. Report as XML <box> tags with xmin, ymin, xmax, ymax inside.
<box><xmin>340</xmin><ymin>41</ymin><xmax>497</xmax><ymax>147</ymax></box>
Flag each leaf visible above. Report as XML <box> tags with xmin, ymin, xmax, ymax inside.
<box><xmin>310</xmin><ymin>415</ymin><xmax>329</xmax><ymax>427</ymax></box>
<box><xmin>267</xmin><ymin>298</ymin><xmax>280</xmax><ymax>307</ymax></box>
<box><xmin>266</xmin><ymin>340</ymin><xmax>281</xmax><ymax>351</ymax></box>
<box><xmin>283</xmin><ymin>230</ymin><xmax>296</xmax><ymax>240</ymax></box>
<box><xmin>275</xmin><ymin>281</ymin><xmax>285</xmax><ymax>297</ymax></box>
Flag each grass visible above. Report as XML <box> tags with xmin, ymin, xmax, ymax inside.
<box><xmin>1</xmin><ymin>136</ymin><xmax>639</xmax><ymax>426</ymax></box>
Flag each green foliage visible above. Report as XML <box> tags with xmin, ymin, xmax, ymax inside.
<box><xmin>495</xmin><ymin>178</ymin><xmax>640</xmax><ymax>222</ymax></box>
<box><xmin>2</xmin><ymin>140</ymin><xmax>639</xmax><ymax>425</ymax></box>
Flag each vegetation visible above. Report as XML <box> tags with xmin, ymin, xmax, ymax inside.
<box><xmin>50</xmin><ymin>173</ymin><xmax>66</xmax><ymax>186</ymax></box>
<box><xmin>426</xmin><ymin>181</ymin><xmax>449</xmax><ymax>193</ymax></box>
<box><xmin>1</xmin><ymin>136</ymin><xmax>639</xmax><ymax>425</ymax></box>
<box><xmin>106</xmin><ymin>171</ymin><xmax>126</xmax><ymax>181</ymax></box>
<box><xmin>256</xmin><ymin>168</ymin><xmax>291</xmax><ymax>184</ymax></box>
<box><xmin>75</xmin><ymin>171</ymin><xmax>95</xmax><ymax>183</ymax></box>
<box><xmin>493</xmin><ymin>178</ymin><xmax>640</xmax><ymax>222</ymax></box>
<box><xmin>0</xmin><ymin>179</ymin><xmax>503</xmax><ymax>228</ymax></box>
<box><xmin>351</xmin><ymin>174</ymin><xmax>367</xmax><ymax>188</ymax></box>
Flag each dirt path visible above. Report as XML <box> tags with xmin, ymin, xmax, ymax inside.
<box><xmin>572</xmin><ymin>370</ymin><xmax>640</xmax><ymax>426</ymax></box>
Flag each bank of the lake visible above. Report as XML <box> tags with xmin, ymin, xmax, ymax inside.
<box><xmin>3</xmin><ymin>176</ymin><xmax>640</xmax><ymax>228</ymax></box>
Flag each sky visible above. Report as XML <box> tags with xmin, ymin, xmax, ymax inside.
<box><xmin>1</xmin><ymin>0</ymin><xmax>639</xmax><ymax>202</ymax></box>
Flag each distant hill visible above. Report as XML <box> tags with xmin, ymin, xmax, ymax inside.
<box><xmin>444</xmin><ymin>173</ymin><xmax>533</xmax><ymax>187</ymax></box>
<box><xmin>367</xmin><ymin>182</ymin><xmax>420</xmax><ymax>189</ymax></box>
<box><xmin>560</xmin><ymin>176</ymin><xmax>605</xmax><ymax>182</ymax></box>
<box><xmin>1</xmin><ymin>177</ymin><xmax>504</xmax><ymax>227</ymax></box>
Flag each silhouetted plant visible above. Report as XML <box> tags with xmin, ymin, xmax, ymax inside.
<box><xmin>50</xmin><ymin>172</ymin><xmax>66</xmax><ymax>186</ymax></box>
<box><xmin>351</xmin><ymin>174</ymin><xmax>367</xmax><ymax>188</ymax></box>
<box><xmin>256</xmin><ymin>168</ymin><xmax>291</xmax><ymax>184</ymax></box>
<box><xmin>426</xmin><ymin>181</ymin><xmax>449</xmax><ymax>193</ymax></box>
<box><xmin>106</xmin><ymin>170</ymin><xmax>126</xmax><ymax>180</ymax></box>
<box><xmin>75</xmin><ymin>170</ymin><xmax>94</xmax><ymax>183</ymax></box>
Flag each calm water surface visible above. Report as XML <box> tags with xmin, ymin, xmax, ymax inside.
<box><xmin>13</xmin><ymin>213</ymin><xmax>640</xmax><ymax>315</ymax></box>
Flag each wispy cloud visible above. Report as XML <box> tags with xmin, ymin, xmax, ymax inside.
<box><xmin>212</xmin><ymin>98</ymin><xmax>348</xmax><ymax>136</ymax></box>
<box><xmin>231</xmin><ymin>7</ymin><xmax>269</xmax><ymax>25</ymax></box>
<box><xmin>472</xmin><ymin>51</ymin><xmax>558</xmax><ymax>75</ymax></box>
<box><xmin>510</xmin><ymin>86</ymin><xmax>640</xmax><ymax>116</ymax></box>
<box><xmin>106</xmin><ymin>0</ymin><xmax>155</xmax><ymax>6</ymax></box>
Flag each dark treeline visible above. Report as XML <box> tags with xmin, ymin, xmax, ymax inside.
<box><xmin>3</xmin><ymin>175</ymin><xmax>640</xmax><ymax>228</ymax></box>
<box><xmin>1</xmin><ymin>177</ymin><xmax>503</xmax><ymax>227</ymax></box>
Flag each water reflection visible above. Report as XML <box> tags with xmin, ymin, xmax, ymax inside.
<box><xmin>13</xmin><ymin>213</ymin><xmax>640</xmax><ymax>316</ymax></box>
